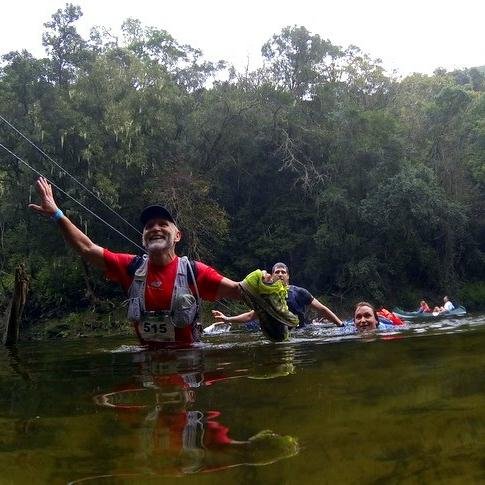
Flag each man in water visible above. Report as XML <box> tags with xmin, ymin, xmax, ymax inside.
<box><xmin>29</xmin><ymin>177</ymin><xmax>242</xmax><ymax>348</ymax></box>
<box><xmin>211</xmin><ymin>262</ymin><xmax>343</xmax><ymax>328</ymax></box>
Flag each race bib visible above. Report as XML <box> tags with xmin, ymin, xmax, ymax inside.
<box><xmin>138</xmin><ymin>313</ymin><xmax>176</xmax><ymax>342</ymax></box>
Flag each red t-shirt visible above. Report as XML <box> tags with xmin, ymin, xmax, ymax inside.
<box><xmin>103</xmin><ymin>249</ymin><xmax>224</xmax><ymax>346</ymax></box>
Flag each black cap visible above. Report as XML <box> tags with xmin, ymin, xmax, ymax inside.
<box><xmin>140</xmin><ymin>205</ymin><xmax>176</xmax><ymax>227</ymax></box>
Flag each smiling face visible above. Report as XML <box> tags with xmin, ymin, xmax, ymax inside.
<box><xmin>354</xmin><ymin>303</ymin><xmax>379</xmax><ymax>330</ymax></box>
<box><xmin>142</xmin><ymin>218</ymin><xmax>181</xmax><ymax>255</ymax></box>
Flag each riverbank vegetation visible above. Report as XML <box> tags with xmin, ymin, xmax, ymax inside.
<box><xmin>1</xmin><ymin>4</ymin><xmax>484</xmax><ymax>335</ymax></box>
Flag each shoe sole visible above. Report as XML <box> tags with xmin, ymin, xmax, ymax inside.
<box><xmin>239</xmin><ymin>281</ymin><xmax>298</xmax><ymax>326</ymax></box>
<box><xmin>239</xmin><ymin>282</ymin><xmax>295</xmax><ymax>342</ymax></box>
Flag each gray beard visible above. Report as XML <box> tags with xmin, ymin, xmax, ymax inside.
<box><xmin>145</xmin><ymin>236</ymin><xmax>174</xmax><ymax>254</ymax></box>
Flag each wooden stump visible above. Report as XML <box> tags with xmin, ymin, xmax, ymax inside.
<box><xmin>2</xmin><ymin>264</ymin><xmax>29</xmax><ymax>346</ymax></box>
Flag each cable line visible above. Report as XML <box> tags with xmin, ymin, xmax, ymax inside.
<box><xmin>0</xmin><ymin>142</ymin><xmax>145</xmax><ymax>252</ymax></box>
<box><xmin>0</xmin><ymin>114</ymin><xmax>142</xmax><ymax>235</ymax></box>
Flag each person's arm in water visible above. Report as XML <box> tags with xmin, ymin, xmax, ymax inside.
<box><xmin>29</xmin><ymin>177</ymin><xmax>106</xmax><ymax>270</ymax></box>
<box><xmin>310</xmin><ymin>299</ymin><xmax>343</xmax><ymax>326</ymax></box>
<box><xmin>212</xmin><ymin>309</ymin><xmax>257</xmax><ymax>325</ymax></box>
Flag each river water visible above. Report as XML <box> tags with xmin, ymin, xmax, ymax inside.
<box><xmin>1</xmin><ymin>314</ymin><xmax>485</xmax><ymax>484</ymax></box>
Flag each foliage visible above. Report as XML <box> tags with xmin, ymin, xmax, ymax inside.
<box><xmin>0</xmin><ymin>5</ymin><xmax>484</xmax><ymax>325</ymax></box>
<box><xmin>457</xmin><ymin>282</ymin><xmax>485</xmax><ymax>311</ymax></box>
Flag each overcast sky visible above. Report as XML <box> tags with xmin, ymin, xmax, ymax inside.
<box><xmin>1</xmin><ymin>0</ymin><xmax>483</xmax><ymax>76</ymax></box>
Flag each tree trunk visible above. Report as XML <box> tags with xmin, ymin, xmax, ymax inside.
<box><xmin>80</xmin><ymin>258</ymin><xmax>100</xmax><ymax>308</ymax></box>
<box><xmin>3</xmin><ymin>264</ymin><xmax>29</xmax><ymax>346</ymax></box>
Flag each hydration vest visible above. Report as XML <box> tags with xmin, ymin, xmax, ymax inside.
<box><xmin>126</xmin><ymin>255</ymin><xmax>200</xmax><ymax>329</ymax></box>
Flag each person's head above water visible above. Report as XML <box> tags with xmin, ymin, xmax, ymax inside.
<box><xmin>140</xmin><ymin>205</ymin><xmax>181</xmax><ymax>257</ymax></box>
<box><xmin>353</xmin><ymin>301</ymin><xmax>379</xmax><ymax>330</ymax></box>
<box><xmin>271</xmin><ymin>262</ymin><xmax>290</xmax><ymax>285</ymax></box>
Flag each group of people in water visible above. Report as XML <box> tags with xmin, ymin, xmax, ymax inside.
<box><xmin>29</xmin><ymin>176</ymin><xmax>433</xmax><ymax>347</ymax></box>
<box><xmin>210</xmin><ymin>262</ymin><xmax>396</xmax><ymax>333</ymax></box>
<box><xmin>418</xmin><ymin>296</ymin><xmax>455</xmax><ymax>315</ymax></box>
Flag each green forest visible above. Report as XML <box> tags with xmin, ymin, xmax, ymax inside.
<box><xmin>1</xmin><ymin>4</ymin><xmax>484</xmax><ymax>329</ymax></box>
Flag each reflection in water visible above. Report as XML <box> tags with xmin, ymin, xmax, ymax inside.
<box><xmin>93</xmin><ymin>349</ymin><xmax>299</xmax><ymax>477</ymax></box>
<box><xmin>5</xmin><ymin>344</ymin><xmax>32</xmax><ymax>382</ymax></box>
<box><xmin>2</xmin><ymin>315</ymin><xmax>485</xmax><ymax>483</ymax></box>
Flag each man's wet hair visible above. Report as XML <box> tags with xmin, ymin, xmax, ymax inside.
<box><xmin>272</xmin><ymin>262</ymin><xmax>289</xmax><ymax>274</ymax></box>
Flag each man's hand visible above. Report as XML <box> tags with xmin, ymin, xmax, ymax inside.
<box><xmin>28</xmin><ymin>177</ymin><xmax>59</xmax><ymax>217</ymax></box>
<box><xmin>27</xmin><ymin>176</ymin><xmax>106</xmax><ymax>269</ymax></box>
<box><xmin>212</xmin><ymin>310</ymin><xmax>228</xmax><ymax>322</ymax></box>
<box><xmin>261</xmin><ymin>270</ymin><xmax>273</xmax><ymax>283</ymax></box>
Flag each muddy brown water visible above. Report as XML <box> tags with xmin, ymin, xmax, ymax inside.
<box><xmin>1</xmin><ymin>314</ymin><xmax>485</xmax><ymax>484</ymax></box>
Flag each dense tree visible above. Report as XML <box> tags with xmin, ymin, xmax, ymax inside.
<box><xmin>261</xmin><ymin>25</ymin><xmax>344</xmax><ymax>98</ymax></box>
<box><xmin>0</xmin><ymin>8</ymin><xmax>484</xmax><ymax>324</ymax></box>
<box><xmin>42</xmin><ymin>3</ymin><xmax>90</xmax><ymax>86</ymax></box>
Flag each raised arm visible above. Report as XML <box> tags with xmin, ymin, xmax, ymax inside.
<box><xmin>29</xmin><ymin>177</ymin><xmax>106</xmax><ymax>269</ymax></box>
<box><xmin>310</xmin><ymin>298</ymin><xmax>343</xmax><ymax>326</ymax></box>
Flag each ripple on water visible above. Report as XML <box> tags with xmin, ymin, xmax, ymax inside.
<box><xmin>109</xmin><ymin>344</ymin><xmax>146</xmax><ymax>353</ymax></box>
<box><xmin>201</xmin><ymin>314</ymin><xmax>485</xmax><ymax>348</ymax></box>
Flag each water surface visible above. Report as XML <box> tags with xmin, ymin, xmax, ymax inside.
<box><xmin>1</xmin><ymin>314</ymin><xmax>485</xmax><ymax>484</ymax></box>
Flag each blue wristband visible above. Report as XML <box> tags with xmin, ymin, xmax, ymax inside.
<box><xmin>51</xmin><ymin>208</ymin><xmax>64</xmax><ymax>221</ymax></box>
